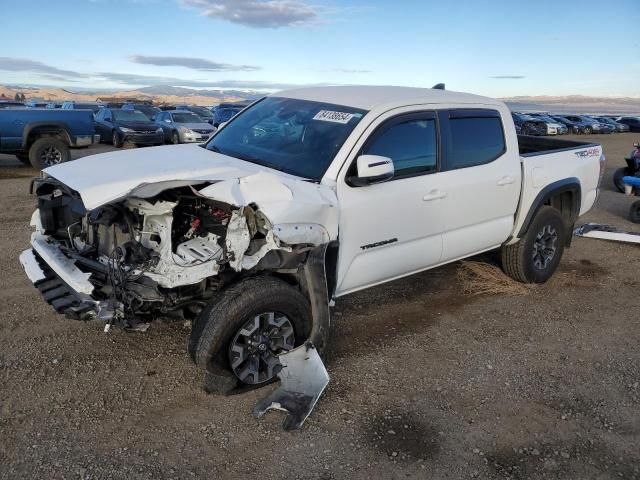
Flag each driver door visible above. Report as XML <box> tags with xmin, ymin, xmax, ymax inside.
<box><xmin>335</xmin><ymin>110</ymin><xmax>445</xmax><ymax>296</ymax></box>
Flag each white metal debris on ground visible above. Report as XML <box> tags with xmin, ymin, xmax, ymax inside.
<box><xmin>574</xmin><ymin>223</ymin><xmax>640</xmax><ymax>244</ymax></box>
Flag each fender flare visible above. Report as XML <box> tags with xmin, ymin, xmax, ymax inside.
<box><xmin>517</xmin><ymin>177</ymin><xmax>581</xmax><ymax>238</ymax></box>
<box><xmin>22</xmin><ymin>122</ymin><xmax>72</xmax><ymax>148</ymax></box>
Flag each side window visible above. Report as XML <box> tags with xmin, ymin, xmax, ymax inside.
<box><xmin>363</xmin><ymin>117</ymin><xmax>437</xmax><ymax>177</ymax></box>
<box><xmin>446</xmin><ymin>114</ymin><xmax>505</xmax><ymax>170</ymax></box>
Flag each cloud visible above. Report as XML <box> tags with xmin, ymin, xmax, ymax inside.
<box><xmin>129</xmin><ymin>55</ymin><xmax>260</xmax><ymax>72</ymax></box>
<box><xmin>180</xmin><ymin>0</ymin><xmax>319</xmax><ymax>28</ymax></box>
<box><xmin>489</xmin><ymin>75</ymin><xmax>526</xmax><ymax>80</ymax></box>
<box><xmin>0</xmin><ymin>57</ymin><xmax>85</xmax><ymax>81</ymax></box>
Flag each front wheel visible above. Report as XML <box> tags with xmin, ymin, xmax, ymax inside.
<box><xmin>189</xmin><ymin>276</ymin><xmax>312</xmax><ymax>394</ymax></box>
<box><xmin>171</xmin><ymin>131</ymin><xmax>180</xmax><ymax>144</ymax></box>
<box><xmin>112</xmin><ymin>131</ymin><xmax>123</xmax><ymax>148</ymax></box>
<box><xmin>501</xmin><ymin>206</ymin><xmax>567</xmax><ymax>283</ymax></box>
<box><xmin>584</xmin><ymin>126</ymin><xmax>592</xmax><ymax>135</ymax></box>
<box><xmin>613</xmin><ymin>167</ymin><xmax>631</xmax><ymax>193</ymax></box>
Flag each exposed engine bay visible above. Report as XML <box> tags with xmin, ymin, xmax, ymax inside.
<box><xmin>30</xmin><ymin>177</ymin><xmax>317</xmax><ymax>328</ymax></box>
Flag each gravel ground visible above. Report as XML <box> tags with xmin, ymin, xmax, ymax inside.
<box><xmin>0</xmin><ymin>135</ymin><xmax>639</xmax><ymax>479</ymax></box>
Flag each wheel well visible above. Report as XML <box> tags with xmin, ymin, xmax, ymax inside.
<box><xmin>26</xmin><ymin>127</ymin><xmax>70</xmax><ymax>149</ymax></box>
<box><xmin>517</xmin><ymin>179</ymin><xmax>581</xmax><ymax>244</ymax></box>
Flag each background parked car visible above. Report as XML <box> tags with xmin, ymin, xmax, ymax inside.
<box><xmin>548</xmin><ymin>115</ymin><xmax>583</xmax><ymax>134</ymax></box>
<box><xmin>511</xmin><ymin>112</ymin><xmax>547</xmax><ymax>136</ymax></box>
<box><xmin>61</xmin><ymin>101</ymin><xmax>105</xmax><ymax>114</ymax></box>
<box><xmin>560</xmin><ymin>115</ymin><xmax>601</xmax><ymax>134</ymax></box>
<box><xmin>0</xmin><ymin>100</ymin><xmax>26</xmax><ymax>109</ymax></box>
<box><xmin>211</xmin><ymin>102</ymin><xmax>251</xmax><ymax>127</ymax></box>
<box><xmin>616</xmin><ymin>117</ymin><xmax>640</xmax><ymax>132</ymax></box>
<box><xmin>174</xmin><ymin>105</ymin><xmax>214</xmax><ymax>124</ymax></box>
<box><xmin>24</xmin><ymin>101</ymin><xmax>48</xmax><ymax>108</ymax></box>
<box><xmin>155</xmin><ymin>110</ymin><xmax>216</xmax><ymax>144</ymax></box>
<box><xmin>45</xmin><ymin>102</ymin><xmax>61</xmax><ymax>109</ymax></box>
<box><xmin>94</xmin><ymin>108</ymin><xmax>164</xmax><ymax>147</ymax></box>
<box><xmin>581</xmin><ymin>115</ymin><xmax>615</xmax><ymax>134</ymax></box>
<box><xmin>528</xmin><ymin>113</ymin><xmax>568</xmax><ymax>135</ymax></box>
<box><xmin>122</xmin><ymin>103</ymin><xmax>161</xmax><ymax>121</ymax></box>
<box><xmin>596</xmin><ymin>116</ymin><xmax>629</xmax><ymax>132</ymax></box>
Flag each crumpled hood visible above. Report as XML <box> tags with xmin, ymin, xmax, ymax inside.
<box><xmin>44</xmin><ymin>144</ymin><xmax>339</xmax><ymax>239</ymax></box>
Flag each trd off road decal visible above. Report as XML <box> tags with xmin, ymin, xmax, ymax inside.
<box><xmin>574</xmin><ymin>148</ymin><xmax>600</xmax><ymax>158</ymax></box>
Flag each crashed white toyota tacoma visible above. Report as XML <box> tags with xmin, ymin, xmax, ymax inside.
<box><xmin>20</xmin><ymin>86</ymin><xmax>605</xmax><ymax>399</ymax></box>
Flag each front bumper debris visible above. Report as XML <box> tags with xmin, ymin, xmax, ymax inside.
<box><xmin>253</xmin><ymin>342</ymin><xmax>329</xmax><ymax>431</ymax></box>
<box><xmin>19</xmin><ymin>248</ymin><xmax>97</xmax><ymax>319</ymax></box>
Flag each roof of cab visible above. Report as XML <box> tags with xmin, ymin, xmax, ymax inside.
<box><xmin>273</xmin><ymin>85</ymin><xmax>502</xmax><ymax>111</ymax></box>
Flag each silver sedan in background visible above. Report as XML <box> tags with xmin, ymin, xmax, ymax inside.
<box><xmin>155</xmin><ymin>110</ymin><xmax>216</xmax><ymax>144</ymax></box>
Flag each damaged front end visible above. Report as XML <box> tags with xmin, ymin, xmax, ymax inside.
<box><xmin>23</xmin><ymin>174</ymin><xmax>334</xmax><ymax>331</ymax></box>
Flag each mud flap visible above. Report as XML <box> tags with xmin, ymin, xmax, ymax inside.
<box><xmin>574</xmin><ymin>223</ymin><xmax>640</xmax><ymax>244</ymax></box>
<box><xmin>253</xmin><ymin>342</ymin><xmax>329</xmax><ymax>430</ymax></box>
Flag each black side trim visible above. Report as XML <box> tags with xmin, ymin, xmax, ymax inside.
<box><xmin>517</xmin><ymin>177</ymin><xmax>581</xmax><ymax>238</ymax></box>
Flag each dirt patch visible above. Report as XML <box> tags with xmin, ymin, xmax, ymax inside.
<box><xmin>486</xmin><ymin>438</ymin><xmax>639</xmax><ymax>479</ymax></box>
<box><xmin>363</xmin><ymin>410</ymin><xmax>440</xmax><ymax>461</ymax></box>
<box><xmin>552</xmin><ymin>258</ymin><xmax>609</xmax><ymax>288</ymax></box>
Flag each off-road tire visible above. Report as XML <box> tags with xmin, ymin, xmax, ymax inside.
<box><xmin>189</xmin><ymin>276</ymin><xmax>312</xmax><ymax>394</ymax></box>
<box><xmin>613</xmin><ymin>167</ymin><xmax>631</xmax><ymax>193</ymax></box>
<box><xmin>501</xmin><ymin>206</ymin><xmax>567</xmax><ymax>283</ymax></box>
<box><xmin>15</xmin><ymin>153</ymin><xmax>30</xmax><ymax>165</ymax></box>
<box><xmin>630</xmin><ymin>200</ymin><xmax>640</xmax><ymax>224</ymax></box>
<box><xmin>28</xmin><ymin>137</ymin><xmax>70</xmax><ymax>170</ymax></box>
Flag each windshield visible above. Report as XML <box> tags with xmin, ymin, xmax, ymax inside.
<box><xmin>206</xmin><ymin>97</ymin><xmax>367</xmax><ymax>180</ymax></box>
<box><xmin>173</xmin><ymin>112</ymin><xmax>202</xmax><ymax>123</ymax></box>
<box><xmin>113</xmin><ymin>110</ymin><xmax>150</xmax><ymax>122</ymax></box>
<box><xmin>189</xmin><ymin>106</ymin><xmax>212</xmax><ymax>118</ymax></box>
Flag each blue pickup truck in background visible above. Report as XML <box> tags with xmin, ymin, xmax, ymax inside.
<box><xmin>0</xmin><ymin>109</ymin><xmax>100</xmax><ymax>169</ymax></box>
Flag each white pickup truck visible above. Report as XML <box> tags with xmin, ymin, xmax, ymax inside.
<box><xmin>20</xmin><ymin>86</ymin><xmax>605</xmax><ymax>392</ymax></box>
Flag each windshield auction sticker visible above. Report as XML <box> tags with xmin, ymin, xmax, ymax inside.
<box><xmin>313</xmin><ymin>110</ymin><xmax>355</xmax><ymax>124</ymax></box>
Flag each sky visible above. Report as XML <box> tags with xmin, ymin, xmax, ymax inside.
<box><xmin>0</xmin><ymin>0</ymin><xmax>638</xmax><ymax>97</ymax></box>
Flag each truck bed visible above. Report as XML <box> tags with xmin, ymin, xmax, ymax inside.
<box><xmin>518</xmin><ymin>135</ymin><xmax>598</xmax><ymax>157</ymax></box>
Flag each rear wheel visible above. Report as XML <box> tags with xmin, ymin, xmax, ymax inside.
<box><xmin>501</xmin><ymin>206</ymin><xmax>567</xmax><ymax>283</ymax></box>
<box><xmin>28</xmin><ymin>137</ymin><xmax>70</xmax><ymax>170</ymax></box>
<box><xmin>613</xmin><ymin>167</ymin><xmax>631</xmax><ymax>193</ymax></box>
<box><xmin>630</xmin><ymin>201</ymin><xmax>640</xmax><ymax>224</ymax></box>
<box><xmin>189</xmin><ymin>276</ymin><xmax>312</xmax><ymax>394</ymax></box>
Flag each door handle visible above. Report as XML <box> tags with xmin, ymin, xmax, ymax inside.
<box><xmin>423</xmin><ymin>190</ymin><xmax>447</xmax><ymax>201</ymax></box>
<box><xmin>497</xmin><ymin>176</ymin><xmax>515</xmax><ymax>186</ymax></box>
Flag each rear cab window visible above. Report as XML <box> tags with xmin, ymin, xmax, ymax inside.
<box><xmin>440</xmin><ymin>109</ymin><xmax>506</xmax><ymax>170</ymax></box>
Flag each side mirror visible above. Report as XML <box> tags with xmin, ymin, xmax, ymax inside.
<box><xmin>350</xmin><ymin>155</ymin><xmax>394</xmax><ymax>187</ymax></box>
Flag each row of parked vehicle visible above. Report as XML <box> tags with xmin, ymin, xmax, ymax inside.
<box><xmin>57</xmin><ymin>100</ymin><xmax>252</xmax><ymax>148</ymax></box>
<box><xmin>0</xmin><ymin>99</ymin><xmax>251</xmax><ymax>168</ymax></box>
<box><xmin>511</xmin><ymin>112</ymin><xmax>639</xmax><ymax>135</ymax></box>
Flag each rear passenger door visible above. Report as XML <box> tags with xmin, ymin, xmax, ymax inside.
<box><xmin>436</xmin><ymin>109</ymin><xmax>521</xmax><ymax>262</ymax></box>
